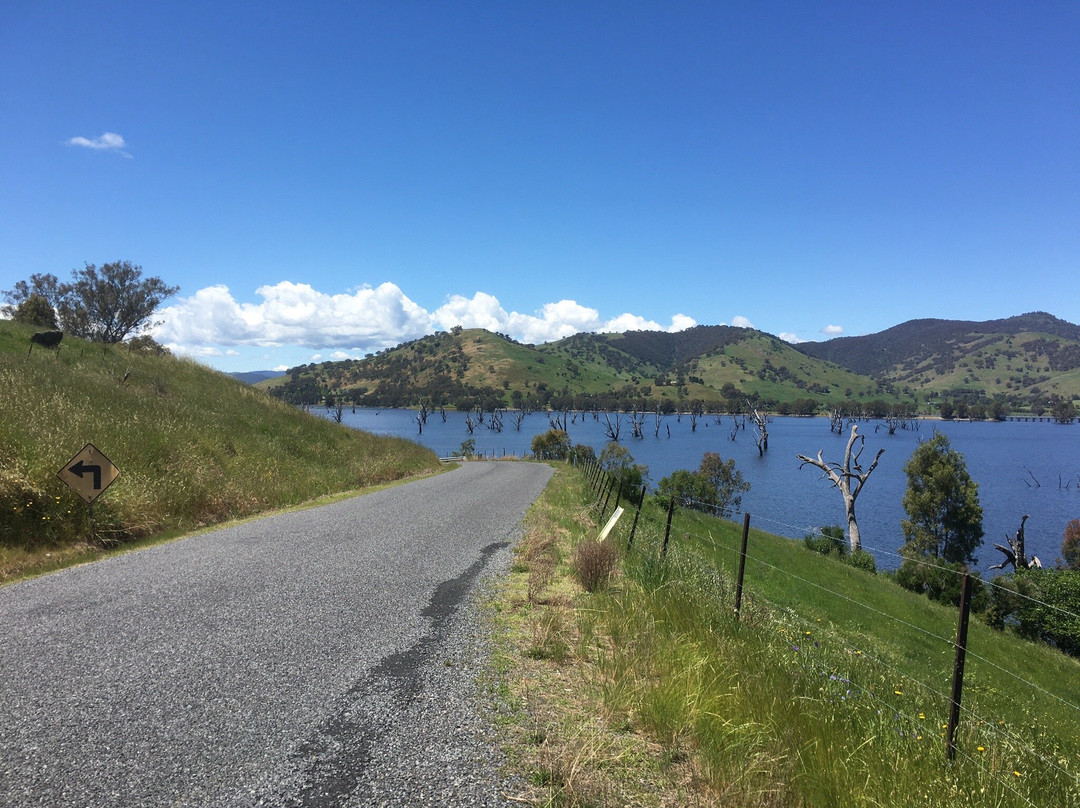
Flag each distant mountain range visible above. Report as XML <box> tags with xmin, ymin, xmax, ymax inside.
<box><xmin>261</xmin><ymin>312</ymin><xmax>1080</xmax><ymax>416</ymax></box>
<box><xmin>229</xmin><ymin>370</ymin><xmax>285</xmax><ymax>385</ymax></box>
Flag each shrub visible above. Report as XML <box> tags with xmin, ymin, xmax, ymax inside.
<box><xmin>571</xmin><ymin>539</ymin><xmax>618</xmax><ymax>593</ymax></box>
<box><xmin>989</xmin><ymin>568</ymin><xmax>1080</xmax><ymax>656</ymax></box>
<box><xmin>847</xmin><ymin>549</ymin><xmax>877</xmax><ymax>574</ymax></box>
<box><xmin>598</xmin><ymin>442</ymin><xmax>649</xmax><ymax>497</ymax></box>
<box><xmin>803</xmin><ymin>525</ymin><xmax>847</xmax><ymax>557</ymax></box>
<box><xmin>655</xmin><ymin>452</ymin><xmax>748</xmax><ymax>518</ymax></box>
<box><xmin>895</xmin><ymin>557</ymin><xmax>987</xmax><ymax>610</ymax></box>
<box><xmin>531</xmin><ymin>429</ymin><xmax>571</xmax><ymax>460</ymax></box>
<box><xmin>568</xmin><ymin>443</ymin><xmax>596</xmax><ymax>467</ymax></box>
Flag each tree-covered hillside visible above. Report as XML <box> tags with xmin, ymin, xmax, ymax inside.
<box><xmin>796</xmin><ymin>312</ymin><xmax>1080</xmax><ymax>413</ymax></box>
<box><xmin>266</xmin><ymin>324</ymin><xmax>897</xmax><ymax>414</ymax></box>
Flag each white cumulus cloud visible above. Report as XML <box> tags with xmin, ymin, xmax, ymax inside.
<box><xmin>731</xmin><ymin>315</ymin><xmax>755</xmax><ymax>329</ymax></box>
<box><xmin>822</xmin><ymin>324</ymin><xmax>844</xmax><ymax>336</ymax></box>
<box><xmin>66</xmin><ymin>132</ymin><xmax>131</xmax><ymax>157</ymax></box>
<box><xmin>154</xmin><ymin>281</ymin><xmax>697</xmax><ymax>363</ymax></box>
<box><xmin>779</xmin><ymin>332</ymin><xmax>805</xmax><ymax>344</ymax></box>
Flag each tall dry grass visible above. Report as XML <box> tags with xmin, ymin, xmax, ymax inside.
<box><xmin>0</xmin><ymin>321</ymin><xmax>438</xmax><ymax>577</ymax></box>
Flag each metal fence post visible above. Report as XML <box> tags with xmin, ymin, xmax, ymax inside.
<box><xmin>946</xmin><ymin>573</ymin><xmax>974</xmax><ymax>761</ymax></box>
<box><xmin>734</xmin><ymin>513</ymin><xmax>751</xmax><ymax>622</ymax></box>
<box><xmin>660</xmin><ymin>496</ymin><xmax>675</xmax><ymax>561</ymax></box>
<box><xmin>627</xmin><ymin>484</ymin><xmax>647</xmax><ymax>551</ymax></box>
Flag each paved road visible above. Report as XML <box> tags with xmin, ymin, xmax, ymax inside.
<box><xmin>0</xmin><ymin>461</ymin><xmax>552</xmax><ymax>808</ymax></box>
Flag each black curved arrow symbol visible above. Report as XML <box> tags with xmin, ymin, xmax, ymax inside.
<box><xmin>69</xmin><ymin>460</ymin><xmax>102</xmax><ymax>490</ymax></box>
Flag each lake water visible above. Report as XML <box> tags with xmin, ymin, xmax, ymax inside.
<box><xmin>323</xmin><ymin>407</ymin><xmax>1080</xmax><ymax>575</ymax></box>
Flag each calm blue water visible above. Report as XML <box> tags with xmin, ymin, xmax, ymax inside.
<box><xmin>324</xmin><ymin>407</ymin><xmax>1080</xmax><ymax>575</ymax></box>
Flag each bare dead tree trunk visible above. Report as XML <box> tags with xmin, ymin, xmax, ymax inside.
<box><xmin>548</xmin><ymin>409</ymin><xmax>568</xmax><ymax>431</ymax></box>
<box><xmin>991</xmin><ymin>514</ymin><xmax>1040</xmax><ymax>570</ymax></box>
<box><xmin>748</xmin><ymin>403</ymin><xmax>770</xmax><ymax>456</ymax></box>
<box><xmin>829</xmin><ymin>409</ymin><xmax>843</xmax><ymax>434</ymax></box>
<box><xmin>797</xmin><ymin>424</ymin><xmax>884</xmax><ymax>554</ymax></box>
<box><xmin>602</xmin><ymin>412</ymin><xmax>621</xmax><ymax>441</ymax></box>
<box><xmin>512</xmin><ymin>409</ymin><xmax>526</xmax><ymax>430</ymax></box>
<box><xmin>630</xmin><ymin>409</ymin><xmax>645</xmax><ymax>439</ymax></box>
<box><xmin>654</xmin><ymin>407</ymin><xmax>665</xmax><ymax>437</ymax></box>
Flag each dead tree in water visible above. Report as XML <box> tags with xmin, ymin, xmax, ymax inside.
<box><xmin>654</xmin><ymin>407</ymin><xmax>665</xmax><ymax>437</ymax></box>
<box><xmin>511</xmin><ymin>409</ymin><xmax>527</xmax><ymax>430</ymax></box>
<box><xmin>748</xmin><ymin>403</ymin><xmax>770</xmax><ymax>456</ymax></box>
<box><xmin>829</xmin><ymin>409</ymin><xmax>844</xmax><ymax>434</ymax></box>
<box><xmin>602</xmin><ymin>412</ymin><xmax>622</xmax><ymax>441</ymax></box>
<box><xmin>990</xmin><ymin>514</ymin><xmax>1042</xmax><ymax>570</ymax></box>
<box><xmin>548</xmin><ymin>409</ymin><xmax>569</xmax><ymax>431</ymax></box>
<box><xmin>629</xmin><ymin>409</ymin><xmax>646</xmax><ymax>439</ymax></box>
<box><xmin>797</xmin><ymin>424</ymin><xmax>884</xmax><ymax>554</ymax></box>
<box><xmin>414</xmin><ymin>401</ymin><xmax>429</xmax><ymax>434</ymax></box>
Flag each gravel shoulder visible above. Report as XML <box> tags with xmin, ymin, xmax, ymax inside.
<box><xmin>0</xmin><ymin>461</ymin><xmax>552</xmax><ymax>808</ymax></box>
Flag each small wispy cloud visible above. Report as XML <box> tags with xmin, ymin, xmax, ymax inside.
<box><xmin>822</xmin><ymin>324</ymin><xmax>844</xmax><ymax>336</ymax></box>
<box><xmin>65</xmin><ymin>132</ymin><xmax>132</xmax><ymax>157</ymax></box>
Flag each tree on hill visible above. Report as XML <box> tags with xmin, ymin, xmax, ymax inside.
<box><xmin>1052</xmin><ymin>398</ymin><xmax>1077</xmax><ymax>424</ymax></box>
<box><xmin>3</xmin><ymin>261</ymin><xmax>178</xmax><ymax>343</ymax></box>
<box><xmin>900</xmin><ymin>433</ymin><xmax>983</xmax><ymax>565</ymax></box>
<box><xmin>598</xmin><ymin>442</ymin><xmax>649</xmax><ymax>496</ymax></box>
<box><xmin>531</xmin><ymin>429</ymin><xmax>571</xmax><ymax>460</ymax></box>
<box><xmin>9</xmin><ymin>293</ymin><xmax>58</xmax><ymax>328</ymax></box>
<box><xmin>656</xmin><ymin>451</ymin><xmax>748</xmax><ymax>518</ymax></box>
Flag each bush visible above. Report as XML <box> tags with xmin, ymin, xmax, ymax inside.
<box><xmin>654</xmin><ymin>452</ymin><xmax>748</xmax><ymax>518</ymax></box>
<box><xmin>804</xmin><ymin>525</ymin><xmax>847</xmax><ymax>557</ymax></box>
<box><xmin>531</xmin><ymin>429</ymin><xmax>571</xmax><ymax>460</ymax></box>
<box><xmin>895</xmin><ymin>558</ymin><xmax>987</xmax><ymax>610</ymax></box>
<box><xmin>989</xmin><ymin>568</ymin><xmax>1080</xmax><ymax>656</ymax></box>
<box><xmin>568</xmin><ymin>443</ymin><xmax>596</xmax><ymax>468</ymax></box>
<box><xmin>847</xmin><ymin>549</ymin><xmax>877</xmax><ymax>574</ymax></box>
<box><xmin>571</xmin><ymin>539</ymin><xmax>618</xmax><ymax>593</ymax></box>
<box><xmin>598</xmin><ymin>442</ymin><xmax>649</xmax><ymax>497</ymax></box>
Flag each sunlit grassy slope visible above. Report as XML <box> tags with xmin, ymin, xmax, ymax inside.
<box><xmin>0</xmin><ymin>320</ymin><xmax>439</xmax><ymax>578</ymax></box>
<box><xmin>500</xmin><ymin>464</ymin><xmax>1080</xmax><ymax>807</ymax></box>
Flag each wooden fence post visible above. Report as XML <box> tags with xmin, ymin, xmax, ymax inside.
<box><xmin>660</xmin><ymin>496</ymin><xmax>675</xmax><ymax>561</ymax></box>
<box><xmin>734</xmin><ymin>513</ymin><xmax>751</xmax><ymax>622</ymax></box>
<box><xmin>946</xmin><ymin>573</ymin><xmax>974</xmax><ymax>761</ymax></box>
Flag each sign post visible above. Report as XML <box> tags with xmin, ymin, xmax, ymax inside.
<box><xmin>57</xmin><ymin>443</ymin><xmax>120</xmax><ymax>537</ymax></box>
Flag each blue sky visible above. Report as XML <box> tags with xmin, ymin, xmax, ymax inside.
<box><xmin>2</xmin><ymin>2</ymin><xmax>1077</xmax><ymax>372</ymax></box>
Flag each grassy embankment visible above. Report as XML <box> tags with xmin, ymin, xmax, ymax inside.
<box><xmin>493</xmin><ymin>463</ymin><xmax>1080</xmax><ymax>806</ymax></box>
<box><xmin>0</xmin><ymin>320</ymin><xmax>439</xmax><ymax>581</ymax></box>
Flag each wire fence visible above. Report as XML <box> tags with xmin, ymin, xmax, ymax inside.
<box><xmin>574</xmin><ymin>455</ymin><xmax>1080</xmax><ymax>806</ymax></box>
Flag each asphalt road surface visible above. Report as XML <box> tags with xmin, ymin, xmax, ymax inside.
<box><xmin>0</xmin><ymin>461</ymin><xmax>553</xmax><ymax>807</ymax></box>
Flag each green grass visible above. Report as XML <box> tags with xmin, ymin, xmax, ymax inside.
<box><xmin>497</xmin><ymin>463</ymin><xmax>1080</xmax><ymax>806</ymax></box>
<box><xmin>0</xmin><ymin>320</ymin><xmax>440</xmax><ymax>580</ymax></box>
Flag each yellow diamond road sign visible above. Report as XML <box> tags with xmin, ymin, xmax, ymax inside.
<box><xmin>58</xmin><ymin>443</ymin><xmax>120</xmax><ymax>504</ymax></box>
